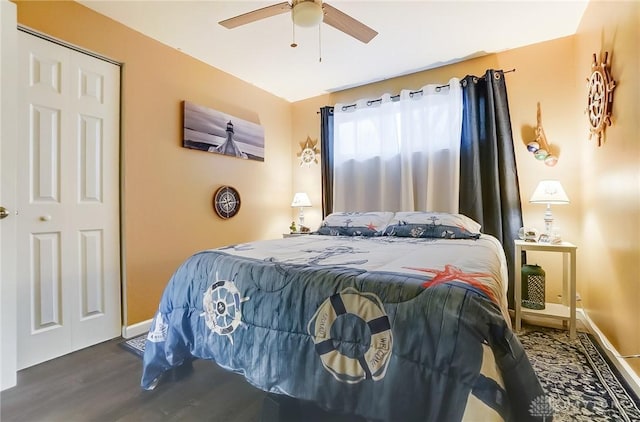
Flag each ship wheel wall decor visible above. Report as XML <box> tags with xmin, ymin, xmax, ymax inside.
<box><xmin>297</xmin><ymin>136</ymin><xmax>320</xmax><ymax>167</ymax></box>
<box><xmin>586</xmin><ymin>52</ymin><xmax>616</xmax><ymax>146</ymax></box>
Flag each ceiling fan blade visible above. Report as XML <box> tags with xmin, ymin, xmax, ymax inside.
<box><xmin>322</xmin><ymin>3</ymin><xmax>378</xmax><ymax>44</ymax></box>
<box><xmin>219</xmin><ymin>2</ymin><xmax>292</xmax><ymax>29</ymax></box>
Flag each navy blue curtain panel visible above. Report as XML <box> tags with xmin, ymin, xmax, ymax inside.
<box><xmin>320</xmin><ymin>106</ymin><xmax>334</xmax><ymax>218</ymax></box>
<box><xmin>459</xmin><ymin>70</ymin><xmax>524</xmax><ymax>308</ymax></box>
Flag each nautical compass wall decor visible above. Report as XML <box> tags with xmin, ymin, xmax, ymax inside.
<box><xmin>213</xmin><ymin>186</ymin><xmax>241</xmax><ymax>219</ymax></box>
<box><xmin>586</xmin><ymin>52</ymin><xmax>616</xmax><ymax>146</ymax></box>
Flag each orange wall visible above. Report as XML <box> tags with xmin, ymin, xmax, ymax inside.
<box><xmin>291</xmin><ymin>3</ymin><xmax>639</xmax><ymax>376</ymax></box>
<box><xmin>15</xmin><ymin>0</ymin><xmax>294</xmax><ymax>324</ymax></box>
<box><xmin>290</xmin><ymin>94</ymin><xmax>330</xmax><ymax>230</ymax></box>
<box><xmin>575</xmin><ymin>0</ymin><xmax>640</xmax><ymax>376</ymax></box>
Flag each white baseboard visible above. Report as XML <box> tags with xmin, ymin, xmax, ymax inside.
<box><xmin>121</xmin><ymin>319</ymin><xmax>152</xmax><ymax>339</ymax></box>
<box><xmin>578</xmin><ymin>309</ymin><xmax>640</xmax><ymax>398</ymax></box>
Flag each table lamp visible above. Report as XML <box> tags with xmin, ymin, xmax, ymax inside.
<box><xmin>529</xmin><ymin>180</ymin><xmax>569</xmax><ymax>235</ymax></box>
<box><xmin>291</xmin><ymin>192</ymin><xmax>312</xmax><ymax>228</ymax></box>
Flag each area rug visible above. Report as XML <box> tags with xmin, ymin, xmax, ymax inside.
<box><xmin>120</xmin><ymin>327</ymin><xmax>640</xmax><ymax>421</ymax></box>
<box><xmin>119</xmin><ymin>333</ymin><xmax>146</xmax><ymax>357</ymax></box>
<box><xmin>517</xmin><ymin>326</ymin><xmax>640</xmax><ymax>421</ymax></box>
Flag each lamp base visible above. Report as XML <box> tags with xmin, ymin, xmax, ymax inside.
<box><xmin>543</xmin><ymin>204</ymin><xmax>553</xmax><ymax>235</ymax></box>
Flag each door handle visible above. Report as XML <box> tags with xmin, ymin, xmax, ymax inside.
<box><xmin>0</xmin><ymin>207</ymin><xmax>9</xmax><ymax>220</ymax></box>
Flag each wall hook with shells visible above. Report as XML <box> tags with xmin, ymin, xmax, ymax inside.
<box><xmin>526</xmin><ymin>103</ymin><xmax>558</xmax><ymax>167</ymax></box>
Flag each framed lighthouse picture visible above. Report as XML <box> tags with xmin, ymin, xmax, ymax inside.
<box><xmin>182</xmin><ymin>101</ymin><xmax>265</xmax><ymax>162</ymax></box>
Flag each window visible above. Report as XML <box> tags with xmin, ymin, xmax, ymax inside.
<box><xmin>333</xmin><ymin>80</ymin><xmax>463</xmax><ymax>212</ymax></box>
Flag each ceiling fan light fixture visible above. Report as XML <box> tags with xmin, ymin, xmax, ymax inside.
<box><xmin>292</xmin><ymin>1</ymin><xmax>324</xmax><ymax>27</ymax></box>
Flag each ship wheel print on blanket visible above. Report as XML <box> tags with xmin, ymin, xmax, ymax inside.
<box><xmin>405</xmin><ymin>264</ymin><xmax>496</xmax><ymax>304</ymax></box>
<box><xmin>307</xmin><ymin>288</ymin><xmax>393</xmax><ymax>384</ymax></box>
<box><xmin>200</xmin><ymin>273</ymin><xmax>250</xmax><ymax>344</ymax></box>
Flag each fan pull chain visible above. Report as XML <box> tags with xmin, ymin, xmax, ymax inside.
<box><xmin>318</xmin><ymin>23</ymin><xmax>322</xmax><ymax>62</ymax></box>
<box><xmin>291</xmin><ymin>24</ymin><xmax>297</xmax><ymax>48</ymax></box>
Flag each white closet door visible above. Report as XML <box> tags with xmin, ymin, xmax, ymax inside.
<box><xmin>16</xmin><ymin>31</ymin><xmax>121</xmax><ymax>369</ymax></box>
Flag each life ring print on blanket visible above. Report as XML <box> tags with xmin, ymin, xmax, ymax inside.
<box><xmin>200</xmin><ymin>274</ymin><xmax>250</xmax><ymax>344</ymax></box>
<box><xmin>307</xmin><ymin>287</ymin><xmax>393</xmax><ymax>384</ymax></box>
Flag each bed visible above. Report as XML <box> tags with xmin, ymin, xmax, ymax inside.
<box><xmin>141</xmin><ymin>212</ymin><xmax>547</xmax><ymax>421</ymax></box>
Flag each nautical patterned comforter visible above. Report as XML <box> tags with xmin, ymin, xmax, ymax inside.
<box><xmin>141</xmin><ymin>235</ymin><xmax>547</xmax><ymax>421</ymax></box>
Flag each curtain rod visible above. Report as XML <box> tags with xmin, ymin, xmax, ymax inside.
<box><xmin>320</xmin><ymin>68</ymin><xmax>516</xmax><ymax>113</ymax></box>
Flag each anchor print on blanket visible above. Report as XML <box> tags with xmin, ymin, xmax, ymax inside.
<box><xmin>266</xmin><ymin>245</ymin><xmax>369</xmax><ymax>267</ymax></box>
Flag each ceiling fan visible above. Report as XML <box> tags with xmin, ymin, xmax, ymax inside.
<box><xmin>218</xmin><ymin>0</ymin><xmax>378</xmax><ymax>44</ymax></box>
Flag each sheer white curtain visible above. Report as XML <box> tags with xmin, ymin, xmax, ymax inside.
<box><xmin>333</xmin><ymin>78</ymin><xmax>463</xmax><ymax>213</ymax></box>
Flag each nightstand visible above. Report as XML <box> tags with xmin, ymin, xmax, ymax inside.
<box><xmin>514</xmin><ymin>239</ymin><xmax>578</xmax><ymax>339</ymax></box>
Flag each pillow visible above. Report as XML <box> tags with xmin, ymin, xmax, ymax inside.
<box><xmin>316</xmin><ymin>211</ymin><xmax>394</xmax><ymax>237</ymax></box>
<box><xmin>382</xmin><ymin>212</ymin><xmax>481</xmax><ymax>239</ymax></box>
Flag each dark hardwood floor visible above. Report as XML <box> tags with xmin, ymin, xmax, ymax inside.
<box><xmin>0</xmin><ymin>338</ymin><xmax>364</xmax><ymax>422</ymax></box>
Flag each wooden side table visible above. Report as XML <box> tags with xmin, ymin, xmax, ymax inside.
<box><xmin>514</xmin><ymin>240</ymin><xmax>578</xmax><ymax>339</ymax></box>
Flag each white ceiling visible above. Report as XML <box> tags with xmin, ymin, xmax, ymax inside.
<box><xmin>78</xmin><ymin>0</ymin><xmax>589</xmax><ymax>102</ymax></box>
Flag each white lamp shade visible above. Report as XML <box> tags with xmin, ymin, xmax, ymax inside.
<box><xmin>292</xmin><ymin>1</ymin><xmax>323</xmax><ymax>27</ymax></box>
<box><xmin>291</xmin><ymin>192</ymin><xmax>312</xmax><ymax>207</ymax></box>
<box><xmin>529</xmin><ymin>180</ymin><xmax>570</xmax><ymax>204</ymax></box>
